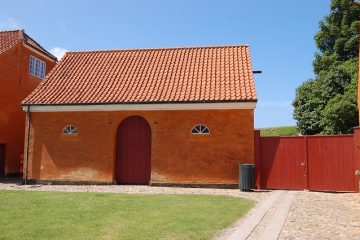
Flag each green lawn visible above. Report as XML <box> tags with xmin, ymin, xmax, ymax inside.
<box><xmin>260</xmin><ymin>126</ymin><xmax>299</xmax><ymax>136</ymax></box>
<box><xmin>0</xmin><ymin>190</ymin><xmax>253</xmax><ymax>240</ymax></box>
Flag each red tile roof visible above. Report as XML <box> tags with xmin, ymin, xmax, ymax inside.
<box><xmin>23</xmin><ymin>45</ymin><xmax>257</xmax><ymax>105</ymax></box>
<box><xmin>0</xmin><ymin>29</ymin><xmax>57</xmax><ymax>60</ymax></box>
<box><xmin>0</xmin><ymin>29</ymin><xmax>20</xmax><ymax>54</ymax></box>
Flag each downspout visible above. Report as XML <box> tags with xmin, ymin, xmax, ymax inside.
<box><xmin>24</xmin><ymin>105</ymin><xmax>31</xmax><ymax>184</ymax></box>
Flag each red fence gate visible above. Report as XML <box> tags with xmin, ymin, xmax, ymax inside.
<box><xmin>307</xmin><ymin>136</ymin><xmax>355</xmax><ymax>192</ymax></box>
<box><xmin>255</xmin><ymin>128</ymin><xmax>360</xmax><ymax>192</ymax></box>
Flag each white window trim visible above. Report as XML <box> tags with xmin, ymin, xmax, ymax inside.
<box><xmin>29</xmin><ymin>55</ymin><xmax>46</xmax><ymax>79</ymax></box>
<box><xmin>22</xmin><ymin>102</ymin><xmax>257</xmax><ymax>112</ymax></box>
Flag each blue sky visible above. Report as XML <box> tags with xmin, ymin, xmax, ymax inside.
<box><xmin>0</xmin><ymin>0</ymin><xmax>330</xmax><ymax>128</ymax></box>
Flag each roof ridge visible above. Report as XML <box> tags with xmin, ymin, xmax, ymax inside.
<box><xmin>18</xmin><ymin>29</ymin><xmax>25</xmax><ymax>41</ymax></box>
<box><xmin>67</xmin><ymin>44</ymin><xmax>250</xmax><ymax>54</ymax></box>
<box><xmin>21</xmin><ymin>31</ymin><xmax>57</xmax><ymax>60</ymax></box>
<box><xmin>0</xmin><ymin>29</ymin><xmax>23</xmax><ymax>33</ymax></box>
<box><xmin>0</xmin><ymin>29</ymin><xmax>57</xmax><ymax>61</ymax></box>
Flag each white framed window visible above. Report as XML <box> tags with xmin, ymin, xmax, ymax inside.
<box><xmin>62</xmin><ymin>125</ymin><xmax>79</xmax><ymax>135</ymax></box>
<box><xmin>191</xmin><ymin>124</ymin><xmax>210</xmax><ymax>134</ymax></box>
<box><xmin>29</xmin><ymin>55</ymin><xmax>46</xmax><ymax>79</ymax></box>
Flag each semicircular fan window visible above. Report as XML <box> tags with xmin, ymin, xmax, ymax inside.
<box><xmin>191</xmin><ymin>124</ymin><xmax>210</xmax><ymax>134</ymax></box>
<box><xmin>62</xmin><ymin>125</ymin><xmax>79</xmax><ymax>135</ymax></box>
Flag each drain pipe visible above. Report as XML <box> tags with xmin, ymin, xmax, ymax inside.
<box><xmin>24</xmin><ymin>105</ymin><xmax>31</xmax><ymax>185</ymax></box>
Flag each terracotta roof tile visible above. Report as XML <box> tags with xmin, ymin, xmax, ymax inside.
<box><xmin>0</xmin><ymin>29</ymin><xmax>22</xmax><ymax>54</ymax></box>
<box><xmin>0</xmin><ymin>29</ymin><xmax>57</xmax><ymax>60</ymax></box>
<box><xmin>23</xmin><ymin>45</ymin><xmax>257</xmax><ymax>105</ymax></box>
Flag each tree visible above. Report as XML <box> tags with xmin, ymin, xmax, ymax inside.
<box><xmin>322</xmin><ymin>82</ymin><xmax>358</xmax><ymax>134</ymax></box>
<box><xmin>293</xmin><ymin>0</ymin><xmax>360</xmax><ymax>135</ymax></box>
<box><xmin>293</xmin><ymin>79</ymin><xmax>324</xmax><ymax>135</ymax></box>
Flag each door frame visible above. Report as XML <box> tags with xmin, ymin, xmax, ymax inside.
<box><xmin>0</xmin><ymin>144</ymin><xmax>6</xmax><ymax>178</ymax></box>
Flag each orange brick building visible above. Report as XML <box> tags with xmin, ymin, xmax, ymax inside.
<box><xmin>22</xmin><ymin>45</ymin><xmax>257</xmax><ymax>186</ymax></box>
<box><xmin>0</xmin><ymin>30</ymin><xmax>57</xmax><ymax>177</ymax></box>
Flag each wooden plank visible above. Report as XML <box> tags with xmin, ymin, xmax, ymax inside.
<box><xmin>116</xmin><ymin>116</ymin><xmax>151</xmax><ymax>184</ymax></box>
<box><xmin>259</xmin><ymin>137</ymin><xmax>306</xmax><ymax>190</ymax></box>
<box><xmin>307</xmin><ymin>136</ymin><xmax>355</xmax><ymax>192</ymax></box>
<box><xmin>257</xmin><ymin>134</ymin><xmax>357</xmax><ymax>192</ymax></box>
<box><xmin>0</xmin><ymin>145</ymin><xmax>5</xmax><ymax>178</ymax></box>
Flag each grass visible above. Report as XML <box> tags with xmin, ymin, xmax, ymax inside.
<box><xmin>260</xmin><ymin>126</ymin><xmax>299</xmax><ymax>137</ymax></box>
<box><xmin>0</xmin><ymin>190</ymin><xmax>253</xmax><ymax>240</ymax></box>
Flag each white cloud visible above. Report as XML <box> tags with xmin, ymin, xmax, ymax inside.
<box><xmin>0</xmin><ymin>11</ymin><xmax>20</xmax><ymax>30</ymax></box>
<box><xmin>257</xmin><ymin>101</ymin><xmax>292</xmax><ymax>108</ymax></box>
<box><xmin>50</xmin><ymin>47</ymin><xmax>69</xmax><ymax>60</ymax></box>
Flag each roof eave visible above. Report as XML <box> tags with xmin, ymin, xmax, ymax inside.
<box><xmin>22</xmin><ymin>99</ymin><xmax>258</xmax><ymax>107</ymax></box>
<box><xmin>22</xmin><ymin>42</ymin><xmax>57</xmax><ymax>62</ymax></box>
<box><xmin>22</xmin><ymin>100</ymin><xmax>258</xmax><ymax>112</ymax></box>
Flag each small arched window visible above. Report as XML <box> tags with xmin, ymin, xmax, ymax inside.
<box><xmin>191</xmin><ymin>124</ymin><xmax>210</xmax><ymax>134</ymax></box>
<box><xmin>62</xmin><ymin>125</ymin><xmax>79</xmax><ymax>135</ymax></box>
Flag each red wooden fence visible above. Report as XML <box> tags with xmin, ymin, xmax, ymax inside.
<box><xmin>255</xmin><ymin>128</ymin><xmax>360</xmax><ymax>192</ymax></box>
<box><xmin>307</xmin><ymin>135</ymin><xmax>355</xmax><ymax>192</ymax></box>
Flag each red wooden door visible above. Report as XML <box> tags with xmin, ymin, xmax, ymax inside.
<box><xmin>116</xmin><ymin>116</ymin><xmax>151</xmax><ymax>184</ymax></box>
<box><xmin>307</xmin><ymin>135</ymin><xmax>356</xmax><ymax>192</ymax></box>
<box><xmin>260</xmin><ymin>137</ymin><xmax>307</xmax><ymax>190</ymax></box>
<box><xmin>0</xmin><ymin>145</ymin><xmax>5</xmax><ymax>178</ymax></box>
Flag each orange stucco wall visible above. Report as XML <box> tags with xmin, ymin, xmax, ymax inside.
<box><xmin>0</xmin><ymin>43</ymin><xmax>56</xmax><ymax>175</ymax></box>
<box><xmin>25</xmin><ymin>109</ymin><xmax>255</xmax><ymax>184</ymax></box>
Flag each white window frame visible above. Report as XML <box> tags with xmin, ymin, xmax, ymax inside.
<box><xmin>62</xmin><ymin>125</ymin><xmax>79</xmax><ymax>135</ymax></box>
<box><xmin>29</xmin><ymin>55</ymin><xmax>46</xmax><ymax>79</ymax></box>
<box><xmin>191</xmin><ymin>124</ymin><xmax>210</xmax><ymax>135</ymax></box>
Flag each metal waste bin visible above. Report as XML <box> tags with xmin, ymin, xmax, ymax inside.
<box><xmin>239</xmin><ymin>164</ymin><xmax>255</xmax><ymax>191</ymax></box>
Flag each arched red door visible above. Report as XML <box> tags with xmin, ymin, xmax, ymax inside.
<box><xmin>116</xmin><ymin>116</ymin><xmax>151</xmax><ymax>184</ymax></box>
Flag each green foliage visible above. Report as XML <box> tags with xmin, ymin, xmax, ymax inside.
<box><xmin>0</xmin><ymin>190</ymin><xmax>253</xmax><ymax>240</ymax></box>
<box><xmin>293</xmin><ymin>0</ymin><xmax>360</xmax><ymax>135</ymax></box>
<box><xmin>293</xmin><ymin>79</ymin><xmax>325</xmax><ymax>134</ymax></box>
<box><xmin>322</xmin><ymin>77</ymin><xmax>359</xmax><ymax>134</ymax></box>
<box><xmin>260</xmin><ymin>126</ymin><xmax>299</xmax><ymax>136</ymax></box>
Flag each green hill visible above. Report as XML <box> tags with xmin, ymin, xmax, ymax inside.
<box><xmin>259</xmin><ymin>126</ymin><xmax>299</xmax><ymax>137</ymax></box>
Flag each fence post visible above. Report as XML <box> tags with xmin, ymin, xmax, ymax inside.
<box><xmin>254</xmin><ymin>130</ymin><xmax>261</xmax><ymax>189</ymax></box>
<box><xmin>354</xmin><ymin>127</ymin><xmax>360</xmax><ymax>192</ymax></box>
<box><xmin>304</xmin><ymin>136</ymin><xmax>309</xmax><ymax>190</ymax></box>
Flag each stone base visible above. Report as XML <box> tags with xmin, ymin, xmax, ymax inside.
<box><xmin>150</xmin><ymin>182</ymin><xmax>239</xmax><ymax>189</ymax></box>
<box><xmin>24</xmin><ymin>179</ymin><xmax>114</xmax><ymax>185</ymax></box>
<box><xmin>22</xmin><ymin>179</ymin><xmax>239</xmax><ymax>189</ymax></box>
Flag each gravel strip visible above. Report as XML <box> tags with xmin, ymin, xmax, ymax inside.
<box><xmin>0</xmin><ymin>182</ymin><xmax>271</xmax><ymax>202</ymax></box>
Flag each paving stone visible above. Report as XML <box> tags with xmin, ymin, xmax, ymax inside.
<box><xmin>223</xmin><ymin>191</ymin><xmax>283</xmax><ymax>240</ymax></box>
<box><xmin>220</xmin><ymin>190</ymin><xmax>360</xmax><ymax>240</ymax></box>
<box><xmin>279</xmin><ymin>191</ymin><xmax>360</xmax><ymax>239</ymax></box>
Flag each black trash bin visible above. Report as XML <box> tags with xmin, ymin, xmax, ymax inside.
<box><xmin>239</xmin><ymin>164</ymin><xmax>255</xmax><ymax>191</ymax></box>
